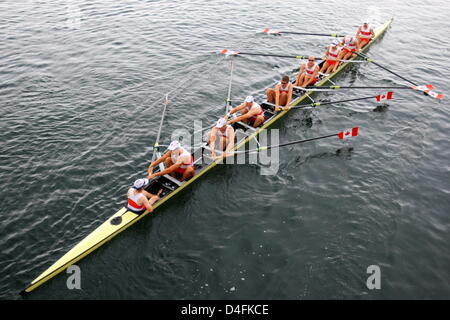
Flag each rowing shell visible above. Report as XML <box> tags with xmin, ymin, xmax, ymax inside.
<box><xmin>21</xmin><ymin>18</ymin><xmax>393</xmax><ymax>294</ymax></box>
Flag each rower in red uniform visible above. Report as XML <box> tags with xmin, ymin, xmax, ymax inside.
<box><xmin>319</xmin><ymin>41</ymin><xmax>341</xmax><ymax>74</ymax></box>
<box><xmin>338</xmin><ymin>35</ymin><xmax>358</xmax><ymax>61</ymax></box>
<box><xmin>127</xmin><ymin>178</ymin><xmax>161</xmax><ymax>214</ymax></box>
<box><xmin>228</xmin><ymin>96</ymin><xmax>265</xmax><ymax>127</ymax></box>
<box><xmin>147</xmin><ymin>140</ymin><xmax>195</xmax><ymax>181</ymax></box>
<box><xmin>356</xmin><ymin>22</ymin><xmax>375</xmax><ymax>50</ymax></box>
<box><xmin>266</xmin><ymin>75</ymin><xmax>294</xmax><ymax>112</ymax></box>
<box><xmin>207</xmin><ymin>117</ymin><xmax>235</xmax><ymax>160</ymax></box>
<box><xmin>295</xmin><ymin>56</ymin><xmax>319</xmax><ymax>88</ymax></box>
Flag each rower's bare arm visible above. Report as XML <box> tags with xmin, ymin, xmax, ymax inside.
<box><xmin>224</xmin><ymin>130</ymin><xmax>235</xmax><ymax>155</ymax></box>
<box><xmin>209</xmin><ymin>130</ymin><xmax>217</xmax><ymax>156</ymax></box>
<box><xmin>229</xmin><ymin>103</ymin><xmax>245</xmax><ymax>115</ymax></box>
<box><xmin>148</xmin><ymin>152</ymin><xmax>170</xmax><ymax>174</ymax></box>
<box><xmin>141</xmin><ymin>197</ymin><xmax>153</xmax><ymax>212</ymax></box>
<box><xmin>275</xmin><ymin>84</ymin><xmax>280</xmax><ymax>106</ymax></box>
<box><xmin>286</xmin><ymin>85</ymin><xmax>293</xmax><ymax>106</ymax></box>
<box><xmin>229</xmin><ymin>114</ymin><xmax>245</xmax><ymax>123</ymax></box>
<box><xmin>154</xmin><ymin>162</ymin><xmax>181</xmax><ymax>177</ymax></box>
<box><xmin>229</xmin><ymin>108</ymin><xmax>252</xmax><ymax>123</ymax></box>
<box><xmin>312</xmin><ymin>67</ymin><xmax>320</xmax><ymax>78</ymax></box>
<box><xmin>295</xmin><ymin>65</ymin><xmax>305</xmax><ymax>85</ymax></box>
<box><xmin>142</xmin><ymin>190</ymin><xmax>153</xmax><ymax>198</ymax></box>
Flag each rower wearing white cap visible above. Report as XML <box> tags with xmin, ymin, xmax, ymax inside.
<box><xmin>127</xmin><ymin>178</ymin><xmax>162</xmax><ymax>214</ymax></box>
<box><xmin>227</xmin><ymin>96</ymin><xmax>265</xmax><ymax>128</ymax></box>
<box><xmin>207</xmin><ymin>118</ymin><xmax>235</xmax><ymax>159</ymax></box>
<box><xmin>356</xmin><ymin>22</ymin><xmax>374</xmax><ymax>50</ymax></box>
<box><xmin>147</xmin><ymin>140</ymin><xmax>195</xmax><ymax>181</ymax></box>
<box><xmin>320</xmin><ymin>40</ymin><xmax>341</xmax><ymax>74</ymax></box>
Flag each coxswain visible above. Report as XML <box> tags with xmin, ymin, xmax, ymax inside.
<box><xmin>227</xmin><ymin>96</ymin><xmax>265</xmax><ymax>128</ymax></box>
<box><xmin>294</xmin><ymin>56</ymin><xmax>319</xmax><ymax>88</ymax></box>
<box><xmin>356</xmin><ymin>22</ymin><xmax>374</xmax><ymax>50</ymax></box>
<box><xmin>207</xmin><ymin>117</ymin><xmax>235</xmax><ymax>159</ymax></box>
<box><xmin>127</xmin><ymin>178</ymin><xmax>161</xmax><ymax>214</ymax></box>
<box><xmin>338</xmin><ymin>35</ymin><xmax>358</xmax><ymax>61</ymax></box>
<box><xmin>266</xmin><ymin>75</ymin><xmax>294</xmax><ymax>112</ymax></box>
<box><xmin>147</xmin><ymin>141</ymin><xmax>195</xmax><ymax>181</ymax></box>
<box><xmin>319</xmin><ymin>41</ymin><xmax>341</xmax><ymax>74</ymax></box>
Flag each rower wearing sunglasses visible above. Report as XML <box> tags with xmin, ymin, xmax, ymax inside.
<box><xmin>294</xmin><ymin>56</ymin><xmax>319</xmax><ymax>88</ymax></box>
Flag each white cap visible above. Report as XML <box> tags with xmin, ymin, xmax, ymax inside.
<box><xmin>134</xmin><ymin>178</ymin><xmax>149</xmax><ymax>189</ymax></box>
<box><xmin>245</xmin><ymin>95</ymin><xmax>254</xmax><ymax>103</ymax></box>
<box><xmin>332</xmin><ymin>40</ymin><xmax>339</xmax><ymax>46</ymax></box>
<box><xmin>168</xmin><ymin>140</ymin><xmax>181</xmax><ymax>151</ymax></box>
<box><xmin>215</xmin><ymin>118</ymin><xmax>227</xmax><ymax>128</ymax></box>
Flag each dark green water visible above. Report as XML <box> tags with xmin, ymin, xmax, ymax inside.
<box><xmin>1</xmin><ymin>0</ymin><xmax>449</xmax><ymax>299</ymax></box>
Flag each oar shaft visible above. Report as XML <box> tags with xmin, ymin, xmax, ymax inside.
<box><xmin>280</xmin><ymin>31</ymin><xmax>345</xmax><ymax>37</ymax></box>
<box><xmin>354</xmin><ymin>51</ymin><xmax>417</xmax><ymax>86</ymax></box>
<box><xmin>225</xmin><ymin>59</ymin><xmax>234</xmax><ymax>114</ymax></box>
<box><xmin>152</xmin><ymin>95</ymin><xmax>169</xmax><ymax>161</ymax></box>
<box><xmin>239</xmin><ymin>133</ymin><xmax>338</xmax><ymax>154</ymax></box>
<box><xmin>268</xmin><ymin>134</ymin><xmax>337</xmax><ymax>149</ymax></box>
<box><xmin>239</xmin><ymin>52</ymin><xmax>306</xmax><ymax>59</ymax></box>
<box><xmin>295</xmin><ymin>85</ymin><xmax>408</xmax><ymax>90</ymax></box>
<box><xmin>289</xmin><ymin>95</ymin><xmax>377</xmax><ymax>110</ymax></box>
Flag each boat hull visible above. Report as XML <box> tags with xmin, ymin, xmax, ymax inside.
<box><xmin>21</xmin><ymin>18</ymin><xmax>393</xmax><ymax>294</ymax></box>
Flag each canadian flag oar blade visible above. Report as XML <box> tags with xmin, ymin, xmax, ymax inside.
<box><xmin>338</xmin><ymin>127</ymin><xmax>359</xmax><ymax>140</ymax></box>
<box><xmin>220</xmin><ymin>49</ymin><xmax>241</xmax><ymax>56</ymax></box>
<box><xmin>427</xmin><ymin>91</ymin><xmax>443</xmax><ymax>100</ymax></box>
<box><xmin>376</xmin><ymin>91</ymin><xmax>394</xmax><ymax>103</ymax></box>
<box><xmin>262</xmin><ymin>28</ymin><xmax>281</xmax><ymax>35</ymax></box>
<box><xmin>411</xmin><ymin>84</ymin><xmax>434</xmax><ymax>91</ymax></box>
<box><xmin>411</xmin><ymin>84</ymin><xmax>443</xmax><ymax>100</ymax></box>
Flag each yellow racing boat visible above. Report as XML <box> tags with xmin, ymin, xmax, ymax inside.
<box><xmin>21</xmin><ymin>18</ymin><xmax>393</xmax><ymax>294</ymax></box>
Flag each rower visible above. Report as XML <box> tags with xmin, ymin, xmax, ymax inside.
<box><xmin>338</xmin><ymin>35</ymin><xmax>357</xmax><ymax>61</ymax></box>
<box><xmin>127</xmin><ymin>178</ymin><xmax>161</xmax><ymax>214</ymax></box>
<box><xmin>147</xmin><ymin>140</ymin><xmax>195</xmax><ymax>181</ymax></box>
<box><xmin>356</xmin><ymin>22</ymin><xmax>375</xmax><ymax>50</ymax></box>
<box><xmin>319</xmin><ymin>40</ymin><xmax>341</xmax><ymax>74</ymax></box>
<box><xmin>207</xmin><ymin>117</ymin><xmax>235</xmax><ymax>159</ymax></box>
<box><xmin>295</xmin><ymin>56</ymin><xmax>319</xmax><ymax>88</ymax></box>
<box><xmin>266</xmin><ymin>75</ymin><xmax>294</xmax><ymax>112</ymax></box>
<box><xmin>227</xmin><ymin>96</ymin><xmax>265</xmax><ymax>128</ymax></box>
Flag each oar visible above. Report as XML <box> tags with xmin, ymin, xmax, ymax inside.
<box><xmin>355</xmin><ymin>51</ymin><xmax>416</xmax><ymax>85</ymax></box>
<box><xmin>294</xmin><ymin>84</ymin><xmax>443</xmax><ymax>99</ymax></box>
<box><xmin>262</xmin><ymin>29</ymin><xmax>345</xmax><ymax>37</ymax></box>
<box><xmin>225</xmin><ymin>59</ymin><xmax>235</xmax><ymax>114</ymax></box>
<box><xmin>295</xmin><ymin>85</ymin><xmax>410</xmax><ymax>91</ymax></box>
<box><xmin>152</xmin><ymin>94</ymin><xmax>169</xmax><ymax>162</ymax></box>
<box><xmin>282</xmin><ymin>92</ymin><xmax>394</xmax><ymax>111</ymax></box>
<box><xmin>220</xmin><ymin>49</ymin><xmax>308</xmax><ymax>59</ymax></box>
<box><xmin>354</xmin><ymin>51</ymin><xmax>443</xmax><ymax>100</ymax></box>
<box><xmin>235</xmin><ymin>127</ymin><xmax>359</xmax><ymax>155</ymax></box>
<box><xmin>220</xmin><ymin>50</ymin><xmax>370</xmax><ymax>63</ymax></box>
